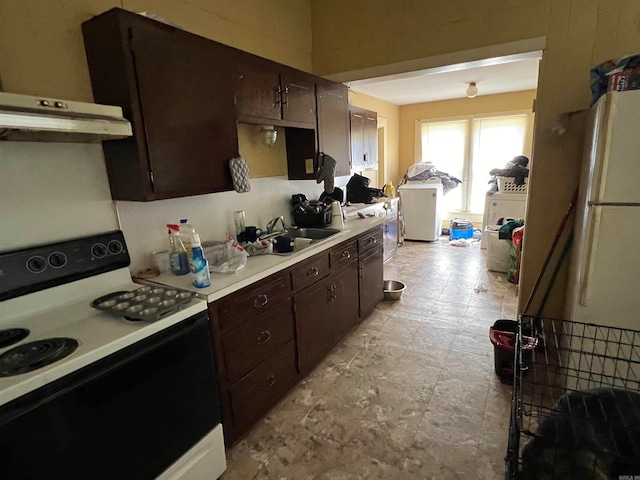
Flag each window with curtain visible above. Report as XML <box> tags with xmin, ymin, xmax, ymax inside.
<box><xmin>419</xmin><ymin>114</ymin><xmax>527</xmax><ymax>214</ymax></box>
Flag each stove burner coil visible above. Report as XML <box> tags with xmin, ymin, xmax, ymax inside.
<box><xmin>0</xmin><ymin>328</ymin><xmax>30</xmax><ymax>349</ymax></box>
<box><xmin>0</xmin><ymin>338</ymin><xmax>78</xmax><ymax>377</ymax></box>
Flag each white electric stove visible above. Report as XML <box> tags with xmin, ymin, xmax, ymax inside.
<box><xmin>0</xmin><ymin>231</ymin><xmax>226</xmax><ymax>479</ymax></box>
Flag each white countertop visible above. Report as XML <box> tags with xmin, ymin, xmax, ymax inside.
<box><xmin>139</xmin><ymin>215</ymin><xmax>384</xmax><ymax>303</ymax></box>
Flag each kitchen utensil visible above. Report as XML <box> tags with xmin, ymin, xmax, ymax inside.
<box><xmin>90</xmin><ymin>286</ymin><xmax>196</xmax><ymax>322</ymax></box>
<box><xmin>383</xmin><ymin>280</ymin><xmax>406</xmax><ymax>301</ymax></box>
<box><xmin>244</xmin><ymin>226</ymin><xmax>263</xmax><ymax>242</ymax></box>
<box><xmin>273</xmin><ymin>236</ymin><xmax>294</xmax><ymax>253</ymax></box>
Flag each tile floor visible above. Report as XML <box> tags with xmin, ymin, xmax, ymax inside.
<box><xmin>221</xmin><ymin>238</ymin><xmax>520</xmax><ymax>479</ymax></box>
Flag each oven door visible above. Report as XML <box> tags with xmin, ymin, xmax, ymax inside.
<box><xmin>0</xmin><ymin>312</ymin><xmax>222</xmax><ymax>480</ymax></box>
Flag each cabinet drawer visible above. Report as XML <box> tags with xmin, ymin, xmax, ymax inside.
<box><xmin>229</xmin><ymin>340</ymin><xmax>298</xmax><ymax>428</ymax></box>
<box><xmin>330</xmin><ymin>240</ymin><xmax>357</xmax><ymax>271</ymax></box>
<box><xmin>290</xmin><ymin>252</ymin><xmax>330</xmax><ymax>291</ymax></box>
<box><xmin>217</xmin><ymin>273</ymin><xmax>291</xmax><ymax>331</ymax></box>
<box><xmin>358</xmin><ymin>227</ymin><xmax>383</xmax><ymax>254</ymax></box>
<box><xmin>222</xmin><ymin>302</ymin><xmax>294</xmax><ymax>384</ymax></box>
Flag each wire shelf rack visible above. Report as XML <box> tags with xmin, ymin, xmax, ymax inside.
<box><xmin>506</xmin><ymin>316</ymin><xmax>640</xmax><ymax>479</ymax></box>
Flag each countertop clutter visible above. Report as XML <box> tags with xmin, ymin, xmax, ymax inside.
<box><xmin>140</xmin><ymin>214</ymin><xmax>384</xmax><ymax>302</ymax></box>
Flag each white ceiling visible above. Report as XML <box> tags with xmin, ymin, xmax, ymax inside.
<box><xmin>346</xmin><ymin>56</ymin><xmax>541</xmax><ymax>105</ymax></box>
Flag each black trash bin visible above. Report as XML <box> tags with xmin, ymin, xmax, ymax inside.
<box><xmin>489</xmin><ymin>319</ymin><xmax>537</xmax><ymax>384</ymax></box>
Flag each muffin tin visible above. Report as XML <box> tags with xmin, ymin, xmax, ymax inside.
<box><xmin>90</xmin><ymin>286</ymin><xmax>197</xmax><ymax>322</ymax></box>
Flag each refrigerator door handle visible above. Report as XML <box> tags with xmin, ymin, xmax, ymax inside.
<box><xmin>579</xmin><ymin>206</ymin><xmax>602</xmax><ymax>306</ymax></box>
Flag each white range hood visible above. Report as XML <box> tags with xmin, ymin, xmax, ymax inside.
<box><xmin>0</xmin><ymin>92</ymin><xmax>132</xmax><ymax>143</ymax></box>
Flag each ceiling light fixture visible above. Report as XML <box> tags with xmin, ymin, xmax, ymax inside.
<box><xmin>466</xmin><ymin>82</ymin><xmax>478</xmax><ymax>99</ymax></box>
<box><xmin>259</xmin><ymin>125</ymin><xmax>277</xmax><ymax>147</ymax></box>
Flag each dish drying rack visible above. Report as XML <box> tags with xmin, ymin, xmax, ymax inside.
<box><xmin>506</xmin><ymin>316</ymin><xmax>640</xmax><ymax>479</ymax></box>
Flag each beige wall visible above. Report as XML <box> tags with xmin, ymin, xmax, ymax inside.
<box><xmin>348</xmin><ymin>91</ymin><xmax>402</xmax><ymax>188</ymax></box>
<box><xmin>0</xmin><ymin>0</ymin><xmax>312</xmax><ymax>102</ymax></box>
<box><xmin>0</xmin><ymin>1</ymin><xmax>312</xmax><ymax>181</ymax></box>
<box><xmin>310</xmin><ymin>0</ymin><xmax>640</xmax><ymax>317</ymax></box>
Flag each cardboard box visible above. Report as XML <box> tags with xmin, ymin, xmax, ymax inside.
<box><xmin>608</xmin><ymin>66</ymin><xmax>640</xmax><ymax>92</ymax></box>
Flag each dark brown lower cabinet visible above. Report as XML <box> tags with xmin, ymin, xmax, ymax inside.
<box><xmin>357</xmin><ymin>226</ymin><xmax>384</xmax><ymax>319</ymax></box>
<box><xmin>295</xmin><ymin>260</ymin><xmax>359</xmax><ymax>374</ymax></box>
<box><xmin>209</xmin><ymin>226</ymin><xmax>383</xmax><ymax>446</ymax></box>
<box><xmin>228</xmin><ymin>341</ymin><xmax>298</xmax><ymax>432</ymax></box>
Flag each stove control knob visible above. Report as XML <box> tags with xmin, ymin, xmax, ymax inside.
<box><xmin>91</xmin><ymin>243</ymin><xmax>107</xmax><ymax>258</ymax></box>
<box><xmin>48</xmin><ymin>252</ymin><xmax>67</xmax><ymax>268</ymax></box>
<box><xmin>27</xmin><ymin>255</ymin><xmax>47</xmax><ymax>273</ymax></box>
<box><xmin>108</xmin><ymin>240</ymin><xmax>123</xmax><ymax>255</ymax></box>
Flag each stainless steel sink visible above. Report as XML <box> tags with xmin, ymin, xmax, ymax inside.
<box><xmin>281</xmin><ymin>228</ymin><xmax>342</xmax><ymax>240</ymax></box>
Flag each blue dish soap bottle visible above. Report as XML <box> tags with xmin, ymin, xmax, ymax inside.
<box><xmin>189</xmin><ymin>233</ymin><xmax>211</xmax><ymax>288</ymax></box>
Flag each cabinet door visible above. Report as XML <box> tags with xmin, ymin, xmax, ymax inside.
<box><xmin>350</xmin><ymin>109</ymin><xmax>366</xmax><ymax>170</ymax></box>
<box><xmin>363</xmin><ymin>112</ymin><xmax>378</xmax><ymax>169</ymax></box>
<box><xmin>295</xmin><ymin>275</ymin><xmax>337</xmax><ymax>373</ymax></box>
<box><xmin>359</xmin><ymin>246</ymin><xmax>384</xmax><ymax>318</ymax></box>
<box><xmin>317</xmin><ymin>82</ymin><xmax>351</xmax><ymax>176</ymax></box>
<box><xmin>228</xmin><ymin>341</ymin><xmax>298</xmax><ymax>436</ymax></box>
<box><xmin>281</xmin><ymin>69</ymin><xmax>316</xmax><ymax>126</ymax></box>
<box><xmin>332</xmin><ymin>261</ymin><xmax>360</xmax><ymax>338</ymax></box>
<box><xmin>295</xmin><ymin>262</ymin><xmax>359</xmax><ymax>373</ymax></box>
<box><xmin>130</xmin><ymin>26</ymin><xmax>237</xmax><ymax>198</ymax></box>
<box><xmin>234</xmin><ymin>54</ymin><xmax>282</xmax><ymax>123</ymax></box>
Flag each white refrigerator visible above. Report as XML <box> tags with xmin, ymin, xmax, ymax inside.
<box><xmin>565</xmin><ymin>89</ymin><xmax>640</xmax><ymax>330</ymax></box>
<box><xmin>398</xmin><ymin>182</ymin><xmax>443</xmax><ymax>241</ymax></box>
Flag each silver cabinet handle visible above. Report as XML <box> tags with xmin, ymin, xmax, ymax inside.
<box><xmin>342</xmin><ymin>250</ymin><xmax>351</xmax><ymax>259</ymax></box>
<box><xmin>307</xmin><ymin>267</ymin><xmax>319</xmax><ymax>277</ymax></box>
<box><xmin>254</xmin><ymin>293</ymin><xmax>268</xmax><ymax>308</ymax></box>
<box><xmin>263</xmin><ymin>374</ymin><xmax>276</xmax><ymax>388</ymax></box>
<box><xmin>257</xmin><ymin>330</ymin><xmax>271</xmax><ymax>345</ymax></box>
<box><xmin>273</xmin><ymin>85</ymin><xmax>282</xmax><ymax>107</ymax></box>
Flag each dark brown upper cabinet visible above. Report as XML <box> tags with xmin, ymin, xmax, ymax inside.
<box><xmin>317</xmin><ymin>80</ymin><xmax>351</xmax><ymax>177</ymax></box>
<box><xmin>350</xmin><ymin>106</ymin><xmax>378</xmax><ymax>171</ymax></box>
<box><xmin>234</xmin><ymin>53</ymin><xmax>316</xmax><ymax>128</ymax></box>
<box><xmin>83</xmin><ymin>7</ymin><xmax>352</xmax><ymax>200</ymax></box>
<box><xmin>286</xmin><ymin>79</ymin><xmax>350</xmax><ymax>180</ymax></box>
<box><xmin>82</xmin><ymin>8</ymin><xmax>238</xmax><ymax>201</ymax></box>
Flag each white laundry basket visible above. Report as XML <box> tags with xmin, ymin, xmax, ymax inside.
<box><xmin>485</xmin><ymin>226</ymin><xmax>512</xmax><ymax>273</ymax></box>
<box><xmin>497</xmin><ymin>176</ymin><xmax>528</xmax><ymax>194</ymax></box>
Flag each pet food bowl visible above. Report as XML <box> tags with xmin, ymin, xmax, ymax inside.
<box><xmin>383</xmin><ymin>280</ymin><xmax>406</xmax><ymax>301</ymax></box>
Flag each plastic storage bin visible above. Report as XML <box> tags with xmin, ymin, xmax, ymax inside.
<box><xmin>449</xmin><ymin>218</ymin><xmax>474</xmax><ymax>239</ymax></box>
<box><xmin>485</xmin><ymin>226</ymin><xmax>511</xmax><ymax>272</ymax></box>
<box><xmin>489</xmin><ymin>319</ymin><xmax>537</xmax><ymax>384</ymax></box>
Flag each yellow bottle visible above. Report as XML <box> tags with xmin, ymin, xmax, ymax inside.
<box><xmin>383</xmin><ymin>182</ymin><xmax>396</xmax><ymax>198</ymax></box>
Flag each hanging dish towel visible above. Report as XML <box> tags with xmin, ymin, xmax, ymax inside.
<box><xmin>229</xmin><ymin>156</ymin><xmax>251</xmax><ymax>193</ymax></box>
<box><xmin>316</xmin><ymin>153</ymin><xmax>337</xmax><ymax>194</ymax></box>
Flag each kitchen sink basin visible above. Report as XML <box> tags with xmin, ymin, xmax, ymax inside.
<box><xmin>281</xmin><ymin>228</ymin><xmax>342</xmax><ymax>240</ymax></box>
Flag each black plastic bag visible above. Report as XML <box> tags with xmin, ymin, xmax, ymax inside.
<box><xmin>346</xmin><ymin>174</ymin><xmax>385</xmax><ymax>204</ymax></box>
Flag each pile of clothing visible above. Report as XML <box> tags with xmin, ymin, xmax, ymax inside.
<box><xmin>487</xmin><ymin>155</ymin><xmax>529</xmax><ymax>194</ymax></box>
<box><xmin>403</xmin><ymin>161</ymin><xmax>461</xmax><ymax>194</ymax></box>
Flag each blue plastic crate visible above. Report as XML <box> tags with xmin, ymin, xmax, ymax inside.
<box><xmin>450</xmin><ymin>227</ymin><xmax>474</xmax><ymax>240</ymax></box>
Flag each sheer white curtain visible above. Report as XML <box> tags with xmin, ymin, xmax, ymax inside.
<box><xmin>420</xmin><ymin>114</ymin><xmax>527</xmax><ymax>214</ymax></box>
<box><xmin>420</xmin><ymin>120</ymin><xmax>467</xmax><ymax>214</ymax></box>
<box><xmin>470</xmin><ymin>115</ymin><xmax>527</xmax><ymax>213</ymax></box>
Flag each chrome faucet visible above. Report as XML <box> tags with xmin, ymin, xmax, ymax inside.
<box><xmin>266</xmin><ymin>214</ymin><xmax>287</xmax><ymax>234</ymax></box>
